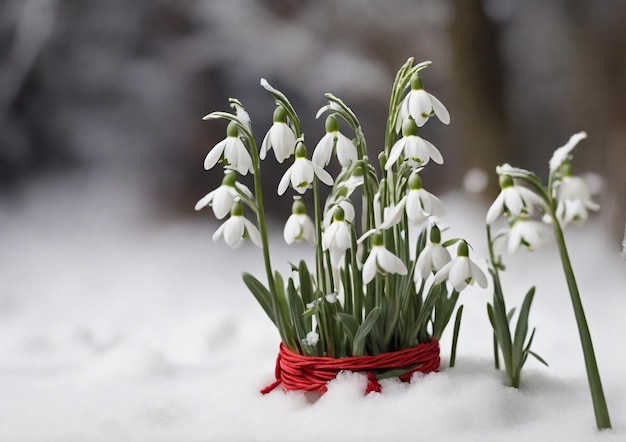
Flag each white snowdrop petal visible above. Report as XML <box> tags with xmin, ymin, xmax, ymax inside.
<box><xmin>448</xmin><ymin>258</ymin><xmax>471</xmax><ymax>289</ymax></box>
<box><xmin>313</xmin><ymin>163</ymin><xmax>334</xmax><ymax>186</ymax></box>
<box><xmin>244</xmin><ymin>219</ymin><xmax>263</xmax><ymax>247</ymax></box>
<box><xmin>503</xmin><ymin>187</ymin><xmax>524</xmax><ymax>217</ymax></box>
<box><xmin>486</xmin><ymin>193</ymin><xmax>505</xmax><ymax>224</ymax></box>
<box><xmin>194</xmin><ymin>191</ymin><xmax>214</xmax><ymax>211</ymax></box>
<box><xmin>362</xmin><ymin>251</ymin><xmax>379</xmax><ymax>284</ymax></box>
<box><xmin>204</xmin><ymin>139</ymin><xmax>227</xmax><ymax>170</ymax></box>
<box><xmin>212</xmin><ymin>188</ymin><xmax>236</xmax><ymax>219</ymax></box>
<box><xmin>224</xmin><ymin>217</ymin><xmax>244</xmax><ymax>247</ymax></box>
<box><xmin>277</xmin><ymin>167</ymin><xmax>293</xmax><ymax>196</ymax></box>
<box><xmin>470</xmin><ymin>260</ymin><xmax>488</xmax><ymax>288</ymax></box>
<box><xmin>312</xmin><ymin>134</ymin><xmax>334</xmax><ymax>167</ymax></box>
<box><xmin>379</xmin><ymin>248</ymin><xmax>408</xmax><ymax>275</ymax></box>
<box><xmin>428</xmin><ymin>92</ymin><xmax>451</xmax><ymax>125</ymax></box>
<box><xmin>424</xmin><ymin>138</ymin><xmax>444</xmax><ymax>164</ymax></box>
<box><xmin>386</xmin><ymin>139</ymin><xmax>405</xmax><ymax>170</ymax></box>
<box><xmin>432</xmin><ymin>260</ymin><xmax>453</xmax><ymax>285</ymax></box>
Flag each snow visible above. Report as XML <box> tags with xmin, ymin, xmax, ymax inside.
<box><xmin>1</xmin><ymin>172</ymin><xmax>624</xmax><ymax>441</ymax></box>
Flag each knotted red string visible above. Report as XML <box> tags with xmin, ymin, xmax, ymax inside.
<box><xmin>261</xmin><ymin>339</ymin><xmax>440</xmax><ymax>395</ymax></box>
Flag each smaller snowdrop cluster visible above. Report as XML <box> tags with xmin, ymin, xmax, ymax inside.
<box><xmin>484</xmin><ymin>132</ymin><xmax>611</xmax><ymax>430</ymax></box>
<box><xmin>196</xmin><ymin>58</ymin><xmax>484</xmax><ymax>363</ymax></box>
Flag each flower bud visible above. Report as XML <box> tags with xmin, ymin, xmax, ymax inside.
<box><xmin>226</xmin><ymin>120</ymin><xmax>239</xmax><ymax>138</ymax></box>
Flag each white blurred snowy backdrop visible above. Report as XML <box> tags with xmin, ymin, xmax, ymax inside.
<box><xmin>1</xmin><ymin>1</ymin><xmax>625</xmax><ymax>440</ymax></box>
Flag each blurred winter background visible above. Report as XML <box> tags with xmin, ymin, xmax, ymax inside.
<box><xmin>1</xmin><ymin>1</ymin><xmax>625</xmax><ymax>440</ymax></box>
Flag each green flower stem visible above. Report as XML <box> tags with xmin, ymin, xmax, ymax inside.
<box><xmin>313</xmin><ymin>178</ymin><xmax>327</xmax><ymax>294</ymax></box>
<box><xmin>551</xmin><ymin>215</ymin><xmax>612</xmax><ymax>430</ymax></box>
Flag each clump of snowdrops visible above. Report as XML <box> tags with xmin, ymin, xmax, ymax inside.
<box><xmin>485</xmin><ymin>132</ymin><xmax>611</xmax><ymax>429</ymax></box>
<box><xmin>196</xmin><ymin>59</ymin><xmax>485</xmax><ymax>368</ymax></box>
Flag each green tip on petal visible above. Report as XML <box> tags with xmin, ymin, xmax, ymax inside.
<box><xmin>499</xmin><ymin>174</ymin><xmax>514</xmax><ymax>189</ymax></box>
<box><xmin>295</xmin><ymin>142</ymin><xmax>307</xmax><ymax>158</ymax></box>
<box><xmin>325</xmin><ymin>115</ymin><xmax>339</xmax><ymax>133</ymax></box>
<box><xmin>333</xmin><ymin>206</ymin><xmax>345</xmax><ymax>222</ymax></box>
<box><xmin>370</xmin><ymin>232</ymin><xmax>384</xmax><ymax>247</ymax></box>
<box><xmin>222</xmin><ymin>171</ymin><xmax>237</xmax><ymax>187</ymax></box>
<box><xmin>457</xmin><ymin>241</ymin><xmax>469</xmax><ymax>257</ymax></box>
<box><xmin>292</xmin><ymin>198</ymin><xmax>307</xmax><ymax>215</ymax></box>
<box><xmin>273</xmin><ymin>106</ymin><xmax>288</xmax><ymax>124</ymax></box>
<box><xmin>429</xmin><ymin>224</ymin><xmax>441</xmax><ymax>244</ymax></box>
<box><xmin>410</xmin><ymin>73</ymin><xmax>424</xmax><ymax>90</ymax></box>
<box><xmin>231</xmin><ymin>200</ymin><xmax>244</xmax><ymax>217</ymax></box>
<box><xmin>402</xmin><ymin>117</ymin><xmax>418</xmax><ymax>137</ymax></box>
<box><xmin>409</xmin><ymin>172</ymin><xmax>423</xmax><ymax>190</ymax></box>
<box><xmin>226</xmin><ymin>121</ymin><xmax>239</xmax><ymax>138</ymax></box>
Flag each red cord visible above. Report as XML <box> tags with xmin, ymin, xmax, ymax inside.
<box><xmin>261</xmin><ymin>339</ymin><xmax>440</xmax><ymax>395</ymax></box>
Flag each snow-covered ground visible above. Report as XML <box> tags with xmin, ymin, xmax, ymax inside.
<box><xmin>1</xmin><ymin>172</ymin><xmax>624</xmax><ymax>441</ymax></box>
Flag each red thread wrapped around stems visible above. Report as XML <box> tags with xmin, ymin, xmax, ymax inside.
<box><xmin>261</xmin><ymin>339</ymin><xmax>440</xmax><ymax>395</ymax></box>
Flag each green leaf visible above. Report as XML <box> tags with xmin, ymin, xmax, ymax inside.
<box><xmin>528</xmin><ymin>350</ymin><xmax>549</xmax><ymax>367</ymax></box>
<box><xmin>353</xmin><ymin>307</ymin><xmax>382</xmax><ymax>356</ymax></box>
<box><xmin>449</xmin><ymin>305</ymin><xmax>464</xmax><ymax>368</ymax></box>
<box><xmin>336</xmin><ymin>312</ymin><xmax>359</xmax><ymax>343</ymax></box>
<box><xmin>242</xmin><ymin>272</ymin><xmax>276</xmax><ymax>326</ymax></box>
<box><xmin>512</xmin><ymin>287</ymin><xmax>535</xmax><ymax>366</ymax></box>
<box><xmin>298</xmin><ymin>260</ymin><xmax>315</xmax><ymax>307</ymax></box>
<box><xmin>287</xmin><ymin>278</ymin><xmax>306</xmax><ymax>343</ymax></box>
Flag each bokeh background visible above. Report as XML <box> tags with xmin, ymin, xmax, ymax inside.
<box><xmin>1</xmin><ymin>0</ymin><xmax>625</xmax><ymax>235</ymax></box>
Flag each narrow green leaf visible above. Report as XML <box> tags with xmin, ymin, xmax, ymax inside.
<box><xmin>336</xmin><ymin>312</ymin><xmax>359</xmax><ymax>343</ymax></box>
<box><xmin>353</xmin><ymin>307</ymin><xmax>382</xmax><ymax>356</ymax></box>
<box><xmin>513</xmin><ymin>287</ymin><xmax>535</xmax><ymax>366</ymax></box>
<box><xmin>449</xmin><ymin>305</ymin><xmax>464</xmax><ymax>368</ymax></box>
<box><xmin>287</xmin><ymin>278</ymin><xmax>306</xmax><ymax>343</ymax></box>
<box><xmin>242</xmin><ymin>272</ymin><xmax>276</xmax><ymax>326</ymax></box>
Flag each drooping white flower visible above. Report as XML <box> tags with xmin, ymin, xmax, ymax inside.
<box><xmin>405</xmin><ymin>173</ymin><xmax>445</xmax><ymax>225</ymax></box>
<box><xmin>398</xmin><ymin>73</ymin><xmax>450</xmax><ymax>129</ymax></box>
<box><xmin>260</xmin><ymin>106</ymin><xmax>296</xmax><ymax>163</ymax></box>
<box><xmin>555</xmin><ymin>174</ymin><xmax>599</xmax><ymax>227</ymax></box>
<box><xmin>312</xmin><ymin>115</ymin><xmax>357</xmax><ymax>168</ymax></box>
<box><xmin>283</xmin><ymin>198</ymin><xmax>315</xmax><ymax>245</ymax></box>
<box><xmin>322</xmin><ymin>206</ymin><xmax>352</xmax><ymax>260</ymax></box>
<box><xmin>416</xmin><ymin>224</ymin><xmax>451</xmax><ymax>281</ymax></box>
<box><xmin>549</xmin><ymin>131</ymin><xmax>587</xmax><ymax>173</ymax></box>
<box><xmin>278</xmin><ymin>143</ymin><xmax>334</xmax><ymax>195</ymax></box>
<box><xmin>433</xmin><ymin>241</ymin><xmax>487</xmax><ymax>291</ymax></box>
<box><xmin>212</xmin><ymin>201</ymin><xmax>262</xmax><ymax>249</ymax></box>
<box><xmin>386</xmin><ymin>117</ymin><xmax>443</xmax><ymax>170</ymax></box>
<box><xmin>204</xmin><ymin>121</ymin><xmax>254</xmax><ymax>175</ymax></box>
<box><xmin>194</xmin><ymin>171</ymin><xmax>253</xmax><ymax>219</ymax></box>
<box><xmin>505</xmin><ymin>217</ymin><xmax>551</xmax><ymax>254</ymax></box>
<box><xmin>362</xmin><ymin>233</ymin><xmax>408</xmax><ymax>284</ymax></box>
<box><xmin>323</xmin><ymin>197</ymin><xmax>355</xmax><ymax>228</ymax></box>
<box><xmin>486</xmin><ymin>174</ymin><xmax>545</xmax><ymax>224</ymax></box>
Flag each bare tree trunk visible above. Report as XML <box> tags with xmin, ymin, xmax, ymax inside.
<box><xmin>448</xmin><ymin>0</ymin><xmax>513</xmax><ymax>196</ymax></box>
<box><xmin>568</xmin><ymin>2</ymin><xmax>626</xmax><ymax>244</ymax></box>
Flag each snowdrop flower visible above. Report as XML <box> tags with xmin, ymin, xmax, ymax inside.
<box><xmin>323</xmin><ymin>196</ymin><xmax>355</xmax><ymax>228</ymax></box>
<box><xmin>312</xmin><ymin>115</ymin><xmax>357</xmax><ymax>168</ymax></box>
<box><xmin>336</xmin><ymin>164</ymin><xmax>365</xmax><ymax>198</ymax></box>
<box><xmin>433</xmin><ymin>241</ymin><xmax>487</xmax><ymax>291</ymax></box>
<box><xmin>404</xmin><ymin>173</ymin><xmax>445</xmax><ymax>225</ymax></box>
<box><xmin>555</xmin><ymin>173</ymin><xmax>599</xmax><ymax>227</ymax></box>
<box><xmin>505</xmin><ymin>217</ymin><xmax>551</xmax><ymax>254</ymax></box>
<box><xmin>194</xmin><ymin>171</ymin><xmax>253</xmax><ymax>219</ymax></box>
<box><xmin>416</xmin><ymin>224</ymin><xmax>451</xmax><ymax>281</ymax></box>
<box><xmin>260</xmin><ymin>106</ymin><xmax>296</xmax><ymax>163</ymax></box>
<box><xmin>283</xmin><ymin>198</ymin><xmax>315</xmax><ymax>245</ymax></box>
<box><xmin>549</xmin><ymin>131</ymin><xmax>587</xmax><ymax>173</ymax></box>
<box><xmin>278</xmin><ymin>142</ymin><xmax>334</xmax><ymax>195</ymax></box>
<box><xmin>486</xmin><ymin>174</ymin><xmax>545</xmax><ymax>224</ymax></box>
<box><xmin>362</xmin><ymin>233</ymin><xmax>408</xmax><ymax>284</ymax></box>
<box><xmin>398</xmin><ymin>73</ymin><xmax>450</xmax><ymax>129</ymax></box>
<box><xmin>204</xmin><ymin>121</ymin><xmax>254</xmax><ymax>175</ymax></box>
<box><xmin>322</xmin><ymin>206</ymin><xmax>352</xmax><ymax>260</ymax></box>
<box><xmin>386</xmin><ymin>117</ymin><xmax>443</xmax><ymax>170</ymax></box>
<box><xmin>212</xmin><ymin>201</ymin><xmax>262</xmax><ymax>249</ymax></box>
